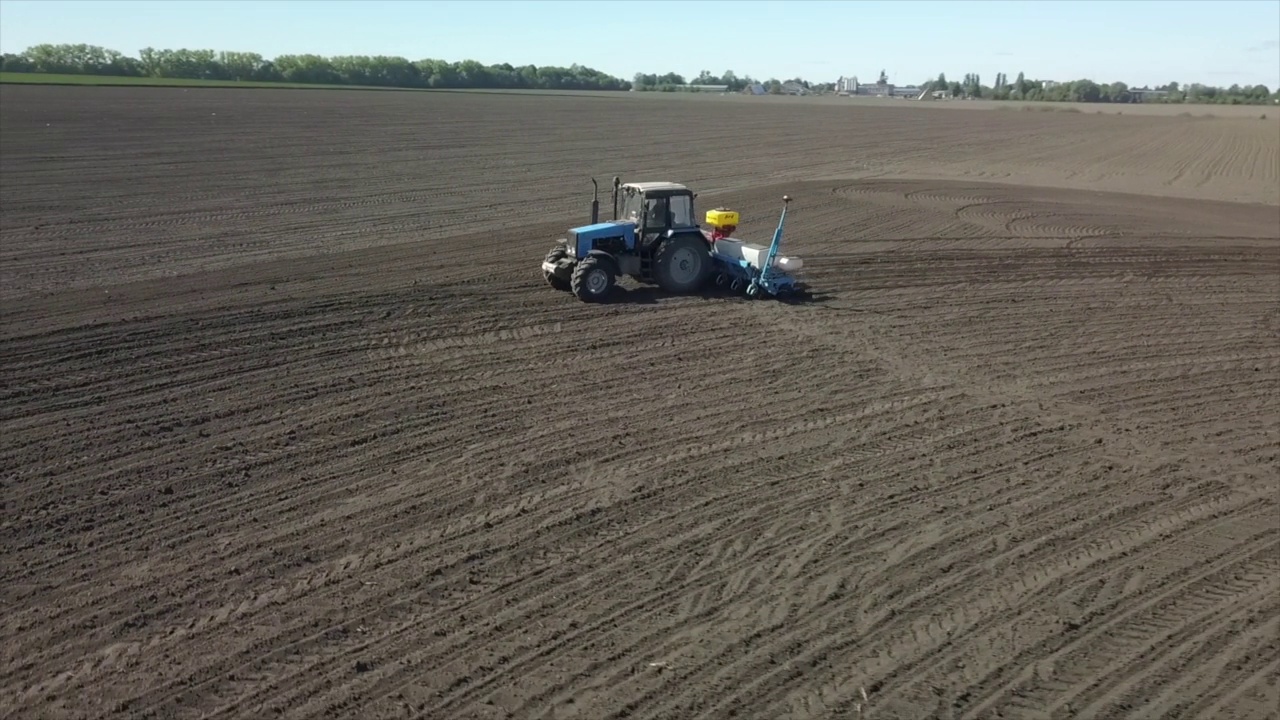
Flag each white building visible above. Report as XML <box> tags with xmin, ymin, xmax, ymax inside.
<box><xmin>1129</xmin><ymin>87</ymin><xmax>1169</xmax><ymax>102</ymax></box>
<box><xmin>836</xmin><ymin>74</ymin><xmax>920</xmax><ymax>98</ymax></box>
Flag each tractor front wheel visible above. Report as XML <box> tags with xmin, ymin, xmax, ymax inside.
<box><xmin>653</xmin><ymin>234</ymin><xmax>710</xmax><ymax>294</ymax></box>
<box><xmin>544</xmin><ymin>245</ymin><xmax>571</xmax><ymax>291</ymax></box>
<box><xmin>571</xmin><ymin>256</ymin><xmax>615</xmax><ymax>302</ymax></box>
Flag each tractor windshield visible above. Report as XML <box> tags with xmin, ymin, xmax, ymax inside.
<box><xmin>620</xmin><ymin>191</ymin><xmax>643</xmax><ymax>224</ymax></box>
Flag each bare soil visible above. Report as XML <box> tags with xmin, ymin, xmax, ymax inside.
<box><xmin>2</xmin><ymin>85</ymin><xmax>1278</xmax><ymax>720</ymax></box>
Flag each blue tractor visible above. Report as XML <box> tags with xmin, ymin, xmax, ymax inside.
<box><xmin>541</xmin><ymin>177</ymin><xmax>713</xmax><ymax>302</ymax></box>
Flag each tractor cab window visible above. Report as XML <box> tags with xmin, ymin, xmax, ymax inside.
<box><xmin>668</xmin><ymin>194</ymin><xmax>694</xmax><ymax>227</ymax></box>
<box><xmin>645</xmin><ymin>198</ymin><xmax>666</xmax><ymax>228</ymax></box>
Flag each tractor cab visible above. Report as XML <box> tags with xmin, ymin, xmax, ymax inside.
<box><xmin>616</xmin><ymin>181</ymin><xmax>698</xmax><ymax>244</ymax></box>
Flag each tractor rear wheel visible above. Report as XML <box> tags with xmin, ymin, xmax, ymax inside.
<box><xmin>653</xmin><ymin>234</ymin><xmax>710</xmax><ymax>294</ymax></box>
<box><xmin>571</xmin><ymin>256</ymin><xmax>615</xmax><ymax>302</ymax></box>
<box><xmin>544</xmin><ymin>245</ymin><xmax>571</xmax><ymax>291</ymax></box>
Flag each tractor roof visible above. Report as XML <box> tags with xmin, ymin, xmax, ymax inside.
<box><xmin>623</xmin><ymin>181</ymin><xmax>689</xmax><ymax>193</ymax></box>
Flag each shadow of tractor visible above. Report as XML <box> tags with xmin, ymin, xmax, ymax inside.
<box><xmin>598</xmin><ymin>280</ymin><xmax>832</xmax><ymax>306</ymax></box>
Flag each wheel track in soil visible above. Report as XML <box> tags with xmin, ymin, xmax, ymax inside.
<box><xmin>1185</xmin><ymin>657</ymin><xmax>1280</xmax><ymax>719</ymax></box>
<box><xmin>2</xmin><ymin>294</ymin><xmax>586</xmax><ymax>635</ymax></box>
<box><xmin>5</xmin><ymin>299</ymin><xmax>880</xmax><ymax>702</ymax></box>
<box><xmin>424</xmin><ymin>417</ymin><xmax>1088</xmax><ymax>717</ymax></box>
<box><xmin>7</xmin><ymin>278</ymin><xmax>1269</xmax><ymax>712</ymax></box>
<box><xmin>680</xmin><ymin>243</ymin><xmax>1280</xmax><ymax>712</ymax></box>
<box><xmin>437</xmin><ymin>238</ymin><xmax>1259</xmax><ymax>712</ymax></box>
<box><xmin>766</xmin><ymin>500</ymin><xmax>1278</xmax><ymax>720</ymax></box>
<box><xmin>955</xmin><ymin>519</ymin><xmax>1279</xmax><ymax>719</ymax></box>
<box><xmin>15</xmin><ymin>304</ymin><xmax>1080</xmax><ymax>712</ymax></box>
<box><xmin>132</xmin><ymin>378</ymin><xmax>958</xmax><ymax>718</ymax></box>
<box><xmin>442</xmin><ymin>243</ymin><xmax>1269</xmax><ymax>712</ymax></box>
<box><xmin>2</xmin><ymin>86</ymin><xmax>1278</xmax><ymax>720</ymax></box>
<box><xmin>619</xmin><ymin>292</ymin><xmax>1269</xmax><ymax>712</ymax></box>
<box><xmin>1056</xmin><ymin>551</ymin><xmax>1279</xmax><ymax>719</ymax></box>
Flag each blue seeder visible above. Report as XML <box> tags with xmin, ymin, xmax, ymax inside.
<box><xmin>705</xmin><ymin>195</ymin><xmax>805</xmax><ymax>299</ymax></box>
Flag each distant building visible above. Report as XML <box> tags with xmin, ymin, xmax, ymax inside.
<box><xmin>834</xmin><ymin>73</ymin><xmax>921</xmax><ymax>98</ymax></box>
<box><xmin>782</xmin><ymin>81</ymin><xmax>808</xmax><ymax>95</ymax></box>
<box><xmin>747</xmin><ymin>83</ymin><xmax>766</xmax><ymax>95</ymax></box>
<box><xmin>1129</xmin><ymin>87</ymin><xmax>1170</xmax><ymax>103</ymax></box>
<box><xmin>680</xmin><ymin>84</ymin><xmax>728</xmax><ymax>92</ymax></box>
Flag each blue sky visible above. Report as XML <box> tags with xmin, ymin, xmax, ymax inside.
<box><xmin>2</xmin><ymin>0</ymin><xmax>1278</xmax><ymax>88</ymax></box>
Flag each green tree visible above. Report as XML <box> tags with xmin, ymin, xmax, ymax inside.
<box><xmin>1</xmin><ymin>52</ymin><xmax>34</xmax><ymax>72</ymax></box>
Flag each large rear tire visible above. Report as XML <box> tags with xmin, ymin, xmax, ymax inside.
<box><xmin>571</xmin><ymin>256</ymin><xmax>615</xmax><ymax>302</ymax></box>
<box><xmin>653</xmin><ymin>234</ymin><xmax>710</xmax><ymax>294</ymax></box>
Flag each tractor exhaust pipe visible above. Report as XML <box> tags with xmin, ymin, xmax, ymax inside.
<box><xmin>590</xmin><ymin>178</ymin><xmax>599</xmax><ymax>224</ymax></box>
<box><xmin>612</xmin><ymin>176</ymin><xmax>620</xmax><ymax>220</ymax></box>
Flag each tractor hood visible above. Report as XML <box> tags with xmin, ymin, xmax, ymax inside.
<box><xmin>569</xmin><ymin>220</ymin><xmax>634</xmax><ymax>235</ymax></box>
<box><xmin>568</xmin><ymin>220</ymin><xmax>637</xmax><ymax>244</ymax></box>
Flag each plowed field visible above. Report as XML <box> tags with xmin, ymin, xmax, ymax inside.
<box><xmin>2</xmin><ymin>86</ymin><xmax>1278</xmax><ymax>720</ymax></box>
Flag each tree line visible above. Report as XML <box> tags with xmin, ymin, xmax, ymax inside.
<box><xmin>631</xmin><ymin>66</ymin><xmax>1275</xmax><ymax>105</ymax></box>
<box><xmin>630</xmin><ymin>71</ymin><xmax>842</xmax><ymax>95</ymax></box>
<box><xmin>923</xmin><ymin>71</ymin><xmax>1276</xmax><ymax>105</ymax></box>
<box><xmin>0</xmin><ymin>43</ymin><xmax>630</xmax><ymax>91</ymax></box>
<box><xmin>2</xmin><ymin>44</ymin><xmax>1275</xmax><ymax>105</ymax></box>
